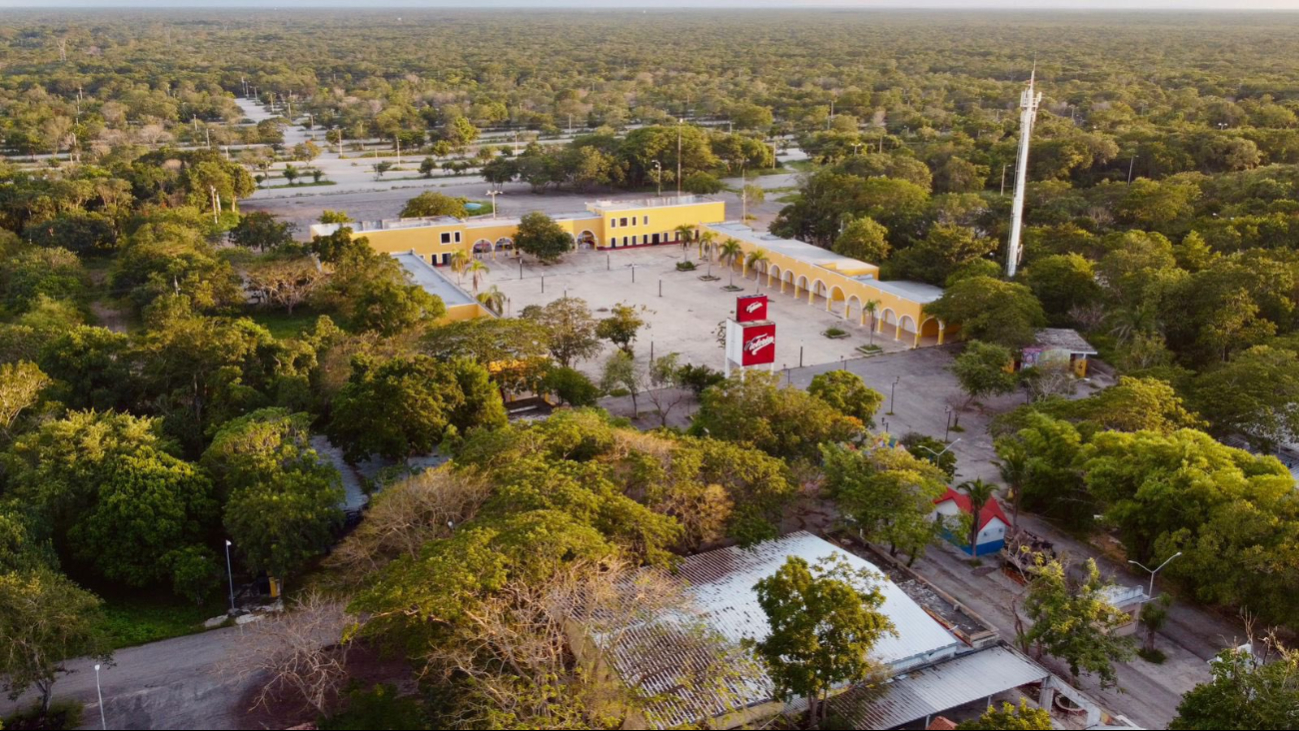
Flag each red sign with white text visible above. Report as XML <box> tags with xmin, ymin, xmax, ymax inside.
<box><xmin>741</xmin><ymin>323</ymin><xmax>777</xmax><ymax>366</ymax></box>
<box><xmin>736</xmin><ymin>294</ymin><xmax>768</xmax><ymax>323</ymax></box>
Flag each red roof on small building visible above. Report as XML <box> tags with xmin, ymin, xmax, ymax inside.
<box><xmin>934</xmin><ymin>487</ymin><xmax>1009</xmax><ymax>531</ymax></box>
<box><xmin>927</xmin><ymin>717</ymin><xmax>959</xmax><ymax>731</ymax></box>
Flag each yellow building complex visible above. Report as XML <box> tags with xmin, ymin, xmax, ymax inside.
<box><xmin>309</xmin><ymin>194</ymin><xmax>945</xmax><ymax>344</ymax></box>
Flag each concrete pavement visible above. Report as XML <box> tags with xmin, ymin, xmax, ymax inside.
<box><xmin>0</xmin><ymin>626</ymin><xmax>253</xmax><ymax>730</ymax></box>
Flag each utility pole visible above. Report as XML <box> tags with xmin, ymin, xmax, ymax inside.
<box><xmin>1005</xmin><ymin>65</ymin><xmax>1042</xmax><ymax>279</ymax></box>
<box><xmin>676</xmin><ymin>118</ymin><xmax>683</xmax><ymax>197</ymax></box>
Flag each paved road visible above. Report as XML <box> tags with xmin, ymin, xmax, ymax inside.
<box><xmin>0</xmin><ymin>626</ymin><xmax>253</xmax><ymax>730</ymax></box>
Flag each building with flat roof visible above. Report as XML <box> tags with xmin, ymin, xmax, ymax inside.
<box><xmin>701</xmin><ymin>222</ymin><xmax>948</xmax><ymax>347</ymax></box>
<box><xmin>309</xmin><ymin>194</ymin><xmax>726</xmax><ymax>265</ymax></box>
<box><xmin>311</xmin><ymin>195</ymin><xmax>947</xmax><ymax>340</ymax></box>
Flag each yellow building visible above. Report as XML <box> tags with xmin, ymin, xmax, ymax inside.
<box><xmin>701</xmin><ymin>221</ymin><xmax>947</xmax><ymax>347</ymax></box>
<box><xmin>308</xmin><ymin>194</ymin><xmax>727</xmax><ymax>265</ymax></box>
<box><xmin>309</xmin><ymin>194</ymin><xmax>945</xmax><ymax>342</ymax></box>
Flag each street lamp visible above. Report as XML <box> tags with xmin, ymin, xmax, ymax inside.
<box><xmin>224</xmin><ymin>539</ymin><xmax>235</xmax><ymax>613</ymax></box>
<box><xmin>888</xmin><ymin>376</ymin><xmax>900</xmax><ymax>415</ymax></box>
<box><xmin>486</xmin><ymin>189</ymin><xmax>500</xmax><ymax>220</ymax></box>
<box><xmin>1129</xmin><ymin>552</ymin><xmax>1183</xmax><ymax>597</ymax></box>
<box><xmin>944</xmin><ymin>405</ymin><xmax>954</xmax><ymax>442</ymax></box>
<box><xmin>918</xmin><ymin>438</ymin><xmax>961</xmax><ymax>462</ymax></box>
<box><xmin>652</xmin><ymin>160</ymin><xmax>662</xmax><ymax>197</ymax></box>
<box><xmin>94</xmin><ymin>664</ymin><xmax>106</xmax><ymax>730</ymax></box>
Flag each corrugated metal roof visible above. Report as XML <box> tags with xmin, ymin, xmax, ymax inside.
<box><xmin>833</xmin><ymin>646</ymin><xmax>1051</xmax><ymax>730</ymax></box>
<box><xmin>592</xmin><ymin>532</ymin><xmax>965</xmax><ymax>728</ymax></box>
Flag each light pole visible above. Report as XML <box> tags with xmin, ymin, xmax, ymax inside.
<box><xmin>94</xmin><ymin>664</ymin><xmax>106</xmax><ymax>730</ymax></box>
<box><xmin>888</xmin><ymin>376</ymin><xmax>900</xmax><ymax>415</ymax></box>
<box><xmin>944</xmin><ymin>405</ymin><xmax>954</xmax><ymax>442</ymax></box>
<box><xmin>224</xmin><ymin>539</ymin><xmax>235</xmax><ymax>613</ymax></box>
<box><xmin>487</xmin><ymin>189</ymin><xmax>500</xmax><ymax>220</ymax></box>
<box><xmin>653</xmin><ymin>160</ymin><xmax>662</xmax><ymax>197</ymax></box>
<box><xmin>918</xmin><ymin>438</ymin><xmax>961</xmax><ymax>462</ymax></box>
<box><xmin>1129</xmin><ymin>552</ymin><xmax>1183</xmax><ymax>597</ymax></box>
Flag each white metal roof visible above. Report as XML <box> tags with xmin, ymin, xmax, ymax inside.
<box><xmin>393</xmin><ymin>252</ymin><xmax>476</xmax><ymax>307</ymax></box>
<box><xmin>706</xmin><ymin>222</ymin><xmax>873</xmax><ymax>270</ymax></box>
<box><xmin>834</xmin><ymin>645</ymin><xmax>1051</xmax><ymax>729</ymax></box>
<box><xmin>596</xmin><ymin>532</ymin><xmax>965</xmax><ymax>728</ymax></box>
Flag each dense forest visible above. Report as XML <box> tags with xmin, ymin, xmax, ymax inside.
<box><xmin>4</xmin><ymin>9</ymin><xmax>1299</xmax><ymax>730</ymax></box>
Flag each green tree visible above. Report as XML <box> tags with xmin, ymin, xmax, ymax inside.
<box><xmin>951</xmin><ymin>341</ymin><xmax>1018</xmax><ymax>407</ymax></box>
<box><xmin>957</xmin><ymin>700</ymin><xmax>1053</xmax><ymax>730</ymax></box>
<box><xmin>1170</xmin><ymin>645</ymin><xmax>1299</xmax><ymax>731</ymax></box>
<box><xmin>0</xmin><ymin>361</ymin><xmax>51</xmax><ymax>442</ymax></box>
<box><xmin>1019</xmin><ymin>558</ymin><xmax>1135</xmax><ymax>687</ymax></box>
<box><xmin>328</xmin><ymin>355</ymin><xmax>506</xmax><ymax>462</ymax></box>
<box><xmin>1069</xmin><ymin>376</ymin><xmax>1203</xmax><ymax>434</ymax></box>
<box><xmin>596</xmin><ymin>302</ymin><xmax>648</xmax><ymax>355</ymax></box>
<box><xmin>229</xmin><ymin>211</ymin><xmax>296</xmax><ymax>252</ymax></box>
<box><xmin>542</xmin><ymin>366</ymin><xmax>599</xmax><ymax>407</ymax></box>
<box><xmin>891</xmin><ymin>224</ymin><xmax>995</xmax><ymax>285</ymax></box>
<box><xmin>1190</xmin><ymin>346</ymin><xmax>1299</xmax><ymax>451</ymax></box>
<box><xmin>351</xmin><ymin>277</ymin><xmax>445</xmax><ymax>336</ymax></box>
<box><xmin>521</xmin><ymin>296</ymin><xmax>601</xmax><ymax>367</ymax></box>
<box><xmin>832</xmin><ymin>216</ymin><xmax>891</xmax><ymax>264</ymax></box>
<box><xmin>0</xmin><ymin>246</ymin><xmax>88</xmax><ymax>314</ymax></box>
<box><xmin>822</xmin><ymin>442</ymin><xmax>947</xmax><ymax>564</ymax></box>
<box><xmin>718</xmin><ymin>239</ymin><xmax>743</xmax><ymax>287</ymax></box>
<box><xmin>207</xmin><ymin>409</ymin><xmax>344</xmax><ymax>581</ymax></box>
<box><xmin>399</xmin><ymin>192</ymin><xmax>469</xmax><ymax>219</ymax></box>
<box><xmin>4</xmin><ymin>410</ymin><xmax>217</xmax><ymax>592</ymax></box>
<box><xmin>692</xmin><ymin>371</ymin><xmax>863</xmax><ymax>464</ymax></box>
<box><xmin>747</xmin><ymin>555</ymin><xmax>897</xmax><ymax>726</ymax></box>
<box><xmin>1022</xmin><ymin>253</ymin><xmax>1101</xmax><ymax>326</ymax></box>
<box><xmin>926</xmin><ymin>276</ymin><xmax>1047</xmax><ymax>350</ymax></box>
<box><xmin>514</xmin><ymin>211</ymin><xmax>572</xmax><ymax>263</ymax></box>
<box><xmin>808</xmin><ymin>370</ymin><xmax>883</xmax><ymax>427</ymax></box>
<box><xmin>310</xmin><ymin>227</ymin><xmax>370</xmax><ymax>265</ymax></box>
<box><xmin>600</xmin><ymin>350</ymin><xmax>644</xmax><ymax>418</ymax></box>
<box><xmin>0</xmin><ymin>568</ymin><xmax>110</xmax><ymax>715</ymax></box>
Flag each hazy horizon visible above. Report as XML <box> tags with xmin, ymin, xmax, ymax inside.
<box><xmin>3</xmin><ymin>0</ymin><xmax>1299</xmax><ymax>10</ymax></box>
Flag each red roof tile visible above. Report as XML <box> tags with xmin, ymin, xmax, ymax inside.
<box><xmin>934</xmin><ymin>487</ymin><xmax>1009</xmax><ymax>532</ymax></box>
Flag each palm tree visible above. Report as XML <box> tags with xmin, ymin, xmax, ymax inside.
<box><xmin>449</xmin><ymin>250</ymin><xmax>470</xmax><ymax>285</ymax></box>
<box><xmin>466</xmin><ymin>259</ymin><xmax>490</xmax><ymax>293</ymax></box>
<box><xmin>745</xmin><ymin>250</ymin><xmax>769</xmax><ymax>289</ymax></box>
<box><xmin>674</xmin><ymin>224</ymin><xmax>696</xmax><ymax>259</ymax></box>
<box><xmin>864</xmin><ymin>299</ymin><xmax>881</xmax><ymax>344</ymax></box>
<box><xmin>477</xmin><ymin>285</ymin><xmax>506</xmax><ymax>315</ymax></box>
<box><xmin>698</xmin><ymin>230</ymin><xmax>718</xmax><ymax>264</ymax></box>
<box><xmin>957</xmin><ymin>479</ymin><xmax>999</xmax><ymax>558</ymax></box>
<box><xmin>718</xmin><ymin>239</ymin><xmax>743</xmax><ymax>287</ymax></box>
<box><xmin>995</xmin><ymin>441</ymin><xmax>1029</xmax><ymax>532</ymax></box>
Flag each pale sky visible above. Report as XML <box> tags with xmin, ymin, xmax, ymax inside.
<box><xmin>3</xmin><ymin>0</ymin><xmax>1299</xmax><ymax>9</ymax></box>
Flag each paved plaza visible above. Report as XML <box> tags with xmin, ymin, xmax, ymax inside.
<box><xmin>467</xmin><ymin>245</ymin><xmax>920</xmax><ymax>379</ymax></box>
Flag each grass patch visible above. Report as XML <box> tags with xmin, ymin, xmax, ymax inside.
<box><xmin>698</xmin><ymin>274</ymin><xmax>721</xmax><ymax>282</ymax></box>
<box><xmin>823</xmin><ymin>327</ymin><xmax>849</xmax><ymax>339</ymax></box>
<box><xmin>1137</xmin><ymin>647</ymin><xmax>1167</xmax><ymax>664</ymax></box>
<box><xmin>259</xmin><ymin>180</ymin><xmax>336</xmax><ymax>190</ymax></box>
<box><xmin>4</xmin><ymin>699</ymin><xmax>84</xmax><ymax>730</ymax></box>
<box><xmin>675</xmin><ymin>261</ymin><xmax>698</xmax><ymax>272</ymax></box>
<box><xmin>722</xmin><ymin>284</ymin><xmax>744</xmax><ymax>292</ymax></box>
<box><xmin>97</xmin><ymin>591</ymin><xmax>227</xmax><ymax>650</ymax></box>
<box><xmin>247</xmin><ymin>309</ymin><xmax>337</xmax><ymax>339</ymax></box>
<box><xmin>855</xmin><ymin>344</ymin><xmax>883</xmax><ymax>356</ymax></box>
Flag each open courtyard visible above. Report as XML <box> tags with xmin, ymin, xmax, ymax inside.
<box><xmin>462</xmin><ymin>244</ymin><xmax>920</xmax><ymax>379</ymax></box>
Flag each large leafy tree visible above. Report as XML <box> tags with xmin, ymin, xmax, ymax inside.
<box><xmin>692</xmin><ymin>371</ymin><xmax>864</xmax><ymax>464</ymax></box>
<box><xmin>1170</xmin><ymin>645</ymin><xmax>1299</xmax><ymax>731</ymax></box>
<box><xmin>228</xmin><ymin>211</ymin><xmax>297</xmax><ymax>252</ymax></box>
<box><xmin>328</xmin><ymin>355</ymin><xmax>506</xmax><ymax>462</ymax></box>
<box><xmin>925</xmin><ymin>276</ymin><xmax>1047</xmax><ymax>349</ymax></box>
<box><xmin>807</xmin><ymin>370</ymin><xmax>883</xmax><ymax>428</ymax></box>
<box><xmin>0</xmin><ymin>567</ymin><xmax>110</xmax><ymax>715</ymax></box>
<box><xmin>951</xmin><ymin>340</ymin><xmax>1018</xmax><ymax>407</ymax></box>
<box><xmin>514</xmin><ymin>211</ymin><xmax>572</xmax><ymax>263</ymax></box>
<box><xmin>207</xmin><ymin>408</ymin><xmax>344</xmax><ymax>581</ymax></box>
<box><xmin>399</xmin><ymin>192</ymin><xmax>469</xmax><ymax>219</ymax></box>
<box><xmin>3</xmin><ymin>410</ymin><xmax>217</xmax><ymax>591</ymax></box>
<box><xmin>822</xmin><ymin>442</ymin><xmax>947</xmax><ymax>563</ymax></box>
<box><xmin>748</xmin><ymin>555</ymin><xmax>897</xmax><ymax>726</ymax></box>
<box><xmin>1018</xmin><ymin>558</ymin><xmax>1135</xmax><ymax>687</ymax></box>
<box><xmin>832</xmin><ymin>216</ymin><xmax>891</xmax><ymax>263</ymax></box>
<box><xmin>521</xmin><ymin>296</ymin><xmax>601</xmax><ymax>367</ymax></box>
